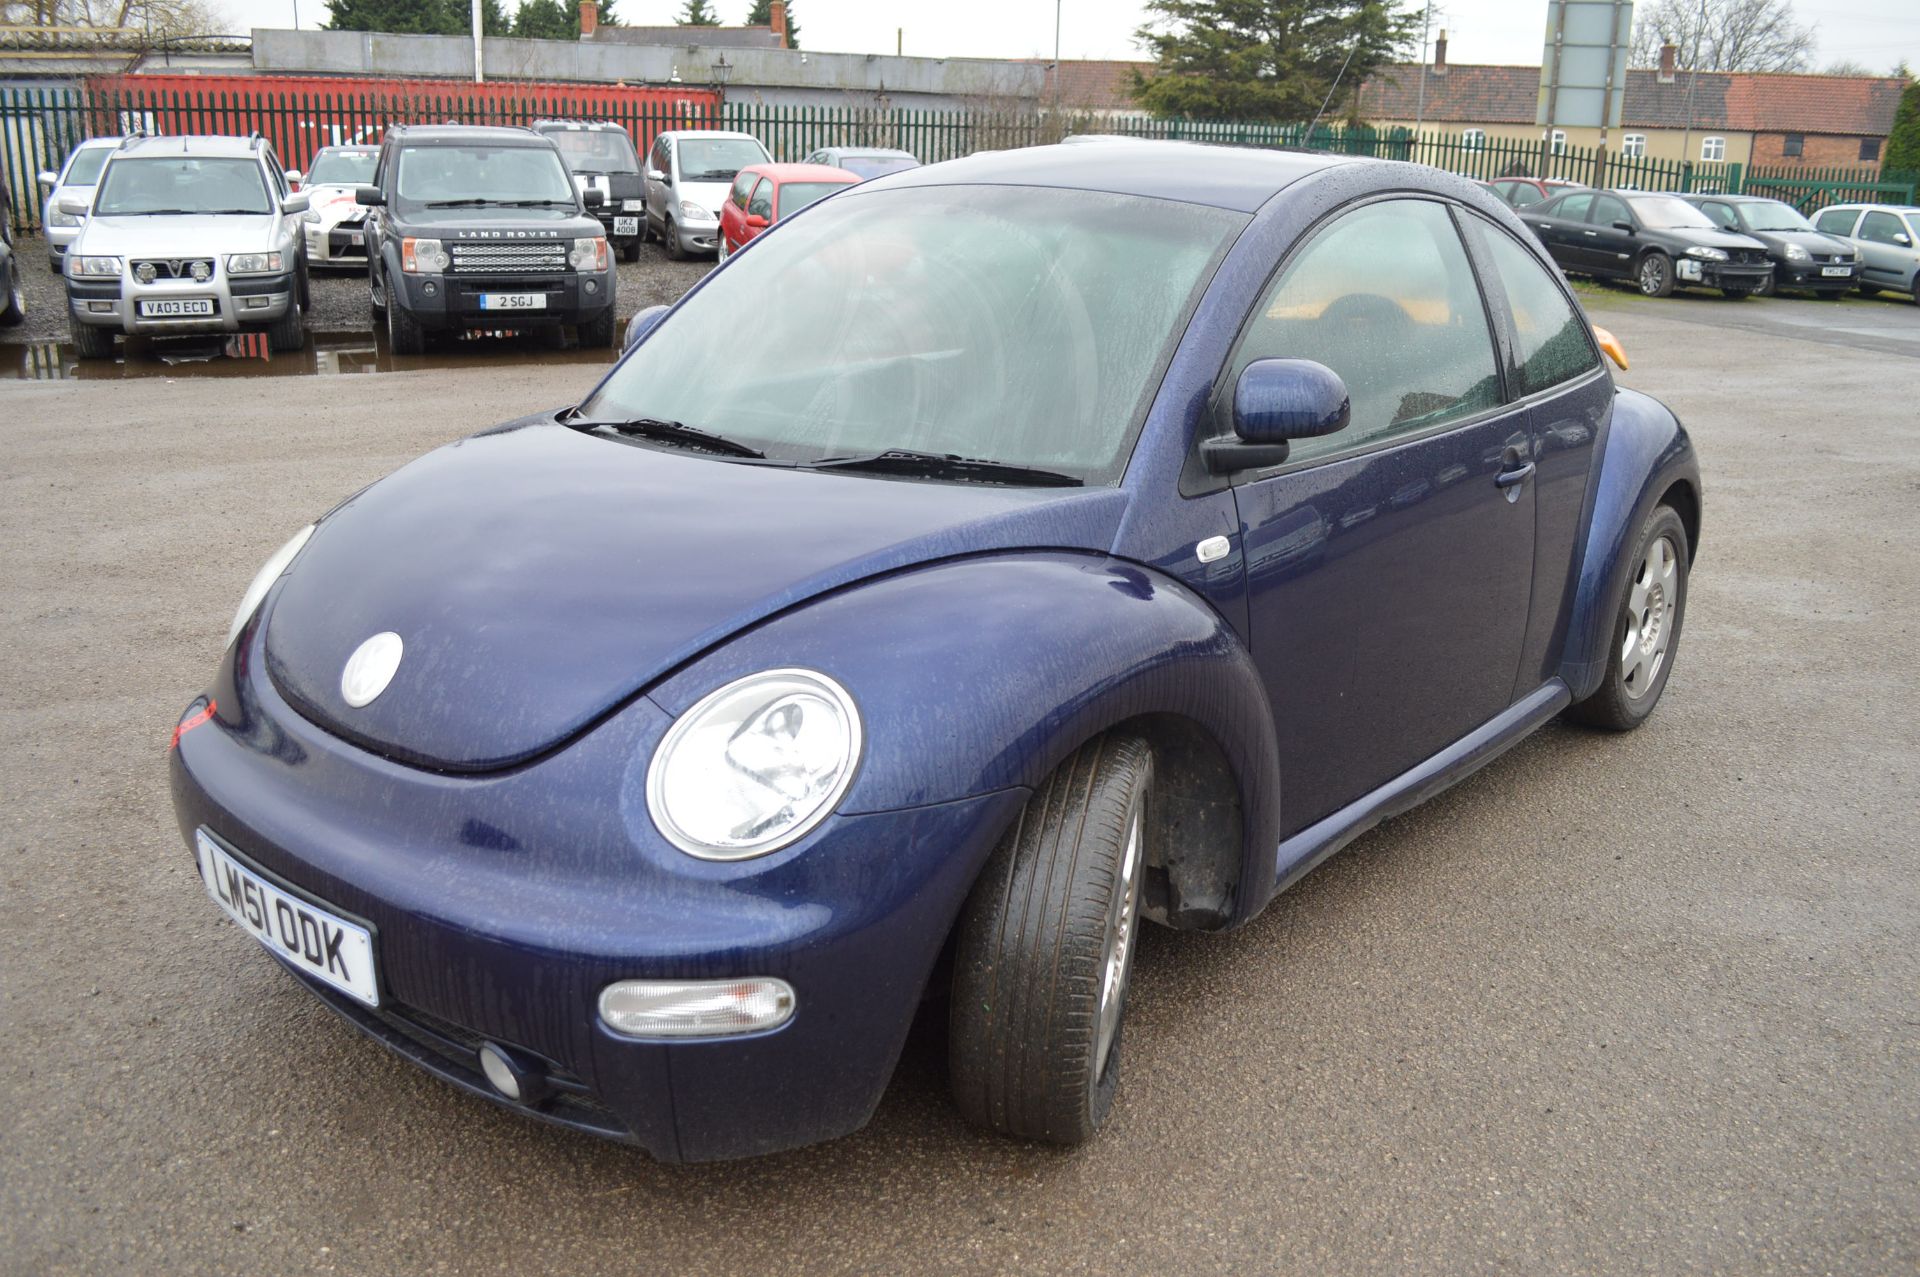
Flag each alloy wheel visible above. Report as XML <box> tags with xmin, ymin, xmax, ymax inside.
<box><xmin>1093</xmin><ymin>791</ymin><xmax>1145</xmax><ymax>1077</ymax></box>
<box><xmin>1639</xmin><ymin>256</ymin><xmax>1668</xmax><ymax>296</ymax></box>
<box><xmin>1621</xmin><ymin>533</ymin><xmax>1679</xmax><ymax>699</ymax></box>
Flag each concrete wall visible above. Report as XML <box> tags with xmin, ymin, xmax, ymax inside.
<box><xmin>250</xmin><ymin>29</ymin><xmax>1043</xmax><ymax>110</ymax></box>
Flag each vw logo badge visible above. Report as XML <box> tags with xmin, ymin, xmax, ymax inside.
<box><xmin>340</xmin><ymin>631</ymin><xmax>403</xmax><ymax>707</ymax></box>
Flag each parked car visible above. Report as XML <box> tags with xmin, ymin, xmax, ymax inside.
<box><xmin>172</xmin><ymin>142</ymin><xmax>1700</xmax><ymax>1162</ymax></box>
<box><xmin>717</xmin><ymin>162</ymin><xmax>859</xmax><ymax>261</ymax></box>
<box><xmin>62</xmin><ymin>134</ymin><xmax>310</xmax><ymax>359</ymax></box>
<box><xmin>531</xmin><ymin>119</ymin><xmax>647</xmax><ymax>262</ymax></box>
<box><xmin>1484</xmin><ymin>176</ymin><xmax>1586</xmax><ymax>209</ymax></box>
<box><xmin>641</xmin><ymin>129</ymin><xmax>771</xmax><ymax>259</ymax></box>
<box><xmin>1811</xmin><ymin>203</ymin><xmax>1920</xmax><ymax>303</ymax></box>
<box><xmin>292</xmin><ymin>145</ymin><xmax>379</xmax><ymax>270</ymax></box>
<box><xmin>358</xmin><ymin>124</ymin><xmax>617</xmax><ymax>354</ymax></box>
<box><xmin>1678</xmin><ymin>193</ymin><xmax>1859</xmax><ymax>296</ymax></box>
<box><xmin>1521</xmin><ymin>189</ymin><xmax>1772</xmax><ymax>297</ymax></box>
<box><xmin>798</xmin><ymin>146</ymin><xmax>920</xmax><ymax>180</ymax></box>
<box><xmin>37</xmin><ymin>136</ymin><xmax>121</xmax><ymax>271</ymax></box>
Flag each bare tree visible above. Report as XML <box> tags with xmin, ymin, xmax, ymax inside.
<box><xmin>1</xmin><ymin>0</ymin><xmax>229</xmax><ymax>36</ymax></box>
<box><xmin>1630</xmin><ymin>0</ymin><xmax>1815</xmax><ymax>73</ymax></box>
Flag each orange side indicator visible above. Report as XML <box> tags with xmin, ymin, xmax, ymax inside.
<box><xmin>1592</xmin><ymin>324</ymin><xmax>1629</xmax><ymax>371</ymax></box>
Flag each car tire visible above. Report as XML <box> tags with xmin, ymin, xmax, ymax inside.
<box><xmin>1636</xmin><ymin>252</ymin><xmax>1675</xmax><ymax>298</ymax></box>
<box><xmin>620</xmin><ymin>237</ymin><xmax>641</xmax><ymax>263</ymax></box>
<box><xmin>267</xmin><ymin>298</ymin><xmax>307</xmax><ymax>353</ymax></box>
<box><xmin>296</xmin><ymin>263</ymin><xmax>311</xmax><ymax>312</ymax></box>
<box><xmin>662</xmin><ymin>218</ymin><xmax>685</xmax><ymax>261</ymax></box>
<box><xmin>578</xmin><ymin>309</ymin><xmax>617</xmax><ymax>348</ymax></box>
<box><xmin>949</xmin><ymin>733</ymin><xmax>1154</xmax><ymax>1145</ymax></box>
<box><xmin>1567</xmin><ymin>504</ymin><xmax>1690</xmax><ymax>732</ymax></box>
<box><xmin>1753</xmin><ymin>272</ymin><xmax>1775</xmax><ymax>297</ymax></box>
<box><xmin>0</xmin><ymin>277</ymin><xmax>25</xmax><ymax>327</ymax></box>
<box><xmin>386</xmin><ymin>295</ymin><xmax>426</xmax><ymax>356</ymax></box>
<box><xmin>69</xmin><ymin>313</ymin><xmax>114</xmax><ymax>360</ymax></box>
<box><xmin>1721</xmin><ymin>287</ymin><xmax>1754</xmax><ymax>300</ymax></box>
<box><xmin>1855</xmin><ymin>284</ymin><xmax>1881</xmax><ymax>298</ymax></box>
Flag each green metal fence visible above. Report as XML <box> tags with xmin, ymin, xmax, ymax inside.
<box><xmin>1742</xmin><ymin>163</ymin><xmax>1917</xmax><ymax>211</ymax></box>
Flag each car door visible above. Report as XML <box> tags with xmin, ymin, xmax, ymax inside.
<box><xmin>1524</xmin><ymin>192</ymin><xmax>1589</xmax><ymax>273</ymax></box>
<box><xmin>1856</xmin><ymin>210</ymin><xmax>1914</xmax><ymax>288</ymax></box>
<box><xmin>1581</xmin><ymin>193</ymin><xmax>1636</xmax><ymax>279</ymax></box>
<box><xmin>745</xmin><ymin>177</ymin><xmax>774</xmax><ymax>241</ymax></box>
<box><xmin>645</xmin><ymin>137</ymin><xmax>671</xmax><ymax>232</ymax></box>
<box><xmin>720</xmin><ymin>170</ymin><xmax>755</xmax><ymax>251</ymax></box>
<box><xmin>1229</xmin><ymin>196</ymin><xmax>1535</xmax><ymax>836</ymax></box>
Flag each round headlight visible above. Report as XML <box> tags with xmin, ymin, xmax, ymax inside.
<box><xmin>647</xmin><ymin>669</ymin><xmax>861</xmax><ymax>860</ymax></box>
<box><xmin>226</xmin><ymin>524</ymin><xmax>315</xmax><ymax>648</ymax></box>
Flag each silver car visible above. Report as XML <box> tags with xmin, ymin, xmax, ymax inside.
<box><xmin>37</xmin><ymin>136</ymin><xmax>121</xmax><ymax>271</ymax></box>
<box><xmin>292</xmin><ymin>144</ymin><xmax>379</xmax><ymax>268</ymax></box>
<box><xmin>798</xmin><ymin>146</ymin><xmax>920</xmax><ymax>181</ymax></box>
<box><xmin>1811</xmin><ymin>203</ymin><xmax>1920</xmax><ymax>303</ymax></box>
<box><xmin>642</xmin><ymin>129</ymin><xmax>769</xmax><ymax>259</ymax></box>
<box><xmin>61</xmin><ymin>135</ymin><xmax>311</xmax><ymax>358</ymax></box>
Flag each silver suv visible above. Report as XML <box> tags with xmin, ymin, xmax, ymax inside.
<box><xmin>1811</xmin><ymin>203</ymin><xmax>1920</xmax><ymax>304</ymax></box>
<box><xmin>642</xmin><ymin>129</ymin><xmax>769</xmax><ymax>259</ymax></box>
<box><xmin>61</xmin><ymin>134</ymin><xmax>311</xmax><ymax>358</ymax></box>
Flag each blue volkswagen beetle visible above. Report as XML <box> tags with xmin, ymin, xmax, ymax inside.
<box><xmin>171</xmin><ymin>142</ymin><xmax>1700</xmax><ymax>1162</ymax></box>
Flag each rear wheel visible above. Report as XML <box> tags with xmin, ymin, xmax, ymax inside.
<box><xmin>950</xmin><ymin>734</ymin><xmax>1153</xmax><ymax>1145</ymax></box>
<box><xmin>69</xmin><ymin>314</ymin><xmax>114</xmax><ymax>359</ymax></box>
<box><xmin>1637</xmin><ymin>252</ymin><xmax>1674</xmax><ymax>298</ymax></box>
<box><xmin>1568</xmin><ymin>505</ymin><xmax>1690</xmax><ymax>732</ymax></box>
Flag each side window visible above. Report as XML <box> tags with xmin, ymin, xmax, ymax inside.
<box><xmin>1554</xmin><ymin>192</ymin><xmax>1592</xmax><ymax>222</ymax></box>
<box><xmin>747</xmin><ymin>178</ymin><xmax>773</xmax><ymax>220</ymax></box>
<box><xmin>1814</xmin><ymin>208</ymin><xmax>1857</xmax><ymax>236</ymax></box>
<box><xmin>1701</xmin><ymin>202</ymin><xmax>1737</xmax><ymax>229</ymax></box>
<box><xmin>1701</xmin><ymin>136</ymin><xmax>1726</xmax><ymax>162</ymax></box>
<box><xmin>1588</xmin><ymin>194</ymin><xmax>1628</xmax><ymax>226</ymax></box>
<box><xmin>650</xmin><ymin>139</ymin><xmax>669</xmax><ymax>176</ymax></box>
<box><xmin>1469</xmin><ymin>217</ymin><xmax>1600</xmax><ymax>397</ymax></box>
<box><xmin>1508</xmin><ymin>183</ymin><xmax>1544</xmax><ymax>207</ymax></box>
<box><xmin>265</xmin><ymin>151</ymin><xmax>288</xmax><ymax>199</ymax></box>
<box><xmin>729</xmin><ymin>171</ymin><xmax>756</xmax><ymax>209</ymax></box>
<box><xmin>1860</xmin><ymin>211</ymin><xmax>1906</xmax><ymax>245</ymax></box>
<box><xmin>1226</xmin><ymin>198</ymin><xmax>1502</xmax><ymax>465</ymax></box>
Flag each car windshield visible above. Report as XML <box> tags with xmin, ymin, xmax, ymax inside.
<box><xmin>583</xmin><ymin>185</ymin><xmax>1242</xmax><ymax>484</ymax></box>
<box><xmin>395</xmin><ymin>145</ymin><xmax>574</xmax><ymax>204</ymax></box>
<box><xmin>94</xmin><ymin>157</ymin><xmax>271</xmax><ymax>215</ymax></box>
<box><xmin>65</xmin><ymin>146</ymin><xmax>111</xmax><ymax>186</ymax></box>
<box><xmin>778</xmin><ymin>181</ymin><xmax>853</xmax><ymax>217</ymax></box>
<box><xmin>677</xmin><ymin>138</ymin><xmax>769</xmax><ymax>182</ymax></box>
<box><xmin>838</xmin><ymin>155</ymin><xmax>918</xmax><ymax>179</ymax></box>
<box><xmin>547</xmin><ymin>129</ymin><xmax>640</xmax><ymax>174</ymax></box>
<box><xmin>1626</xmin><ymin>195</ymin><xmax>1716</xmax><ymax>229</ymax></box>
<box><xmin>306</xmin><ymin>150</ymin><xmax>378</xmax><ymax>186</ymax></box>
<box><xmin>1736</xmin><ymin>201</ymin><xmax>1814</xmax><ymax>232</ymax></box>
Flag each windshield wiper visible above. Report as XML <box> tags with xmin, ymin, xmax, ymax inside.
<box><xmin>564</xmin><ymin>412</ymin><xmax>766</xmax><ymax>458</ymax></box>
<box><xmin>423</xmin><ymin>198</ymin><xmax>497</xmax><ymax>208</ymax></box>
<box><xmin>493</xmin><ymin>199</ymin><xmax>576</xmax><ymax>207</ymax></box>
<box><xmin>804</xmin><ymin>449</ymin><xmax>1083</xmax><ymax>487</ymax></box>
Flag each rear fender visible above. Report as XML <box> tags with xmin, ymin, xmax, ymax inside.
<box><xmin>1560</xmin><ymin>387</ymin><xmax>1702</xmax><ymax>700</ymax></box>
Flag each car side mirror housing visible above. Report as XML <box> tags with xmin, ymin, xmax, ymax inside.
<box><xmin>744</xmin><ymin>212</ymin><xmax>769</xmax><ymax>229</ymax></box>
<box><xmin>36</xmin><ymin>170</ymin><xmax>57</xmax><ymax>189</ymax></box>
<box><xmin>623</xmin><ymin>303</ymin><xmax>669</xmax><ymax>352</ymax></box>
<box><xmin>1202</xmin><ymin>359</ymin><xmax>1351</xmax><ymax>475</ymax></box>
<box><xmin>583</xmin><ymin>188</ymin><xmax>605</xmax><ymax>208</ymax></box>
<box><xmin>354</xmin><ymin>186</ymin><xmax>385</xmax><ymax>207</ymax></box>
<box><xmin>285</xmin><ymin>169</ymin><xmax>302</xmax><ymax>185</ymax></box>
<box><xmin>281</xmin><ymin>192</ymin><xmax>309</xmax><ymax>215</ymax></box>
<box><xmin>1897</xmin><ymin>232</ymin><xmax>1914</xmax><ymax>247</ymax></box>
<box><xmin>1612</xmin><ymin>220</ymin><xmax>1635</xmax><ymax>233</ymax></box>
<box><xmin>646</xmin><ymin>168</ymin><xmax>667</xmax><ymax>182</ymax></box>
<box><xmin>56</xmin><ymin>196</ymin><xmax>88</xmax><ymax>217</ymax></box>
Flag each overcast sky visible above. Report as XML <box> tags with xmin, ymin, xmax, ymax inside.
<box><xmin>226</xmin><ymin>0</ymin><xmax>1920</xmax><ymax>76</ymax></box>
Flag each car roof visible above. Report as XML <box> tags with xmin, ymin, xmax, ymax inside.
<box><xmin>74</xmin><ymin>136</ymin><xmax>122</xmax><ymax>149</ymax></box>
<box><xmin>531</xmin><ymin>119</ymin><xmax>625</xmax><ymax>132</ymax></box>
<box><xmin>875</xmin><ymin>139</ymin><xmax>1364</xmax><ymax>214</ymax></box>
<box><xmin>313</xmin><ymin>144</ymin><xmax>378</xmax><ymax>154</ymax></box>
<box><xmin>387</xmin><ymin>124</ymin><xmax>550</xmax><ymax>147</ymax></box>
<box><xmin>657</xmin><ymin>130</ymin><xmax>762</xmax><ymax>142</ymax></box>
<box><xmin>740</xmin><ymin>162</ymin><xmax>861</xmax><ymax>183</ymax></box>
<box><xmin>115</xmin><ymin>134</ymin><xmax>266</xmax><ymax>159</ymax></box>
<box><xmin>820</xmin><ymin>147</ymin><xmax>916</xmax><ymax>159</ymax></box>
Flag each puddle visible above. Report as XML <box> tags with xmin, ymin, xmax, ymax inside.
<box><xmin>6</xmin><ymin>329</ymin><xmax>621</xmax><ymax>381</ymax></box>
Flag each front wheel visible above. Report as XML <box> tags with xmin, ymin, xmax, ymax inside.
<box><xmin>267</xmin><ymin>298</ymin><xmax>306</xmax><ymax>353</ymax></box>
<box><xmin>69</xmin><ymin>314</ymin><xmax>114</xmax><ymax>359</ymax></box>
<box><xmin>950</xmin><ymin>734</ymin><xmax>1153</xmax><ymax>1145</ymax></box>
<box><xmin>1637</xmin><ymin>253</ymin><xmax>1675</xmax><ymax>298</ymax></box>
<box><xmin>662</xmin><ymin>218</ymin><xmax>685</xmax><ymax>261</ymax></box>
<box><xmin>620</xmin><ymin>237</ymin><xmax>641</xmax><ymax>263</ymax></box>
<box><xmin>0</xmin><ymin>276</ymin><xmax>24</xmax><ymax>327</ymax></box>
<box><xmin>578</xmin><ymin>309</ymin><xmax>617</xmax><ymax>348</ymax></box>
<box><xmin>385</xmin><ymin>295</ymin><xmax>426</xmax><ymax>356</ymax></box>
<box><xmin>1721</xmin><ymin>286</ymin><xmax>1754</xmax><ymax>300</ymax></box>
<box><xmin>1753</xmin><ymin>271</ymin><xmax>1775</xmax><ymax>297</ymax></box>
<box><xmin>1567</xmin><ymin>505</ymin><xmax>1690</xmax><ymax>731</ymax></box>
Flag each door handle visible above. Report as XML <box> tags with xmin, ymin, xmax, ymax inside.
<box><xmin>1495</xmin><ymin>460</ymin><xmax>1536</xmax><ymax>488</ymax></box>
<box><xmin>1583</xmin><ymin>230</ymin><xmax>1598</xmax><ymax>236</ymax></box>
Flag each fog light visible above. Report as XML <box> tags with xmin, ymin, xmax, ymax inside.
<box><xmin>241</xmin><ymin>296</ymin><xmax>269</xmax><ymax>309</ymax></box>
<box><xmin>598</xmin><ymin>978</ymin><xmax>795</xmax><ymax>1039</ymax></box>
<box><xmin>422</xmin><ymin>280</ymin><xmax>438</xmax><ymax>297</ymax></box>
<box><xmin>477</xmin><ymin>1042</ymin><xmax>539</xmax><ymax>1101</ymax></box>
<box><xmin>86</xmin><ymin>301</ymin><xmax>112</xmax><ymax>313</ymax></box>
<box><xmin>584</xmin><ymin>279</ymin><xmax>598</xmax><ymax>295</ymax></box>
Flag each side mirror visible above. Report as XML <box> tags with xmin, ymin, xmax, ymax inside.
<box><xmin>285</xmin><ymin>169</ymin><xmax>302</xmax><ymax>186</ymax></box>
<box><xmin>36</xmin><ymin>170</ymin><xmax>57</xmax><ymax>189</ymax></box>
<box><xmin>1202</xmin><ymin>359</ymin><xmax>1350</xmax><ymax>475</ymax></box>
<box><xmin>1897</xmin><ymin>232</ymin><xmax>1914</xmax><ymax>247</ymax></box>
<box><xmin>280</xmin><ymin>192</ymin><xmax>309</xmax><ymax>215</ymax></box>
<box><xmin>646</xmin><ymin>168</ymin><xmax>667</xmax><ymax>182</ymax></box>
<box><xmin>583</xmin><ymin>188</ymin><xmax>605</xmax><ymax>208</ymax></box>
<box><xmin>622</xmin><ymin>303</ymin><xmax>669</xmax><ymax>352</ymax></box>
<box><xmin>744</xmin><ymin>212</ymin><xmax>769</xmax><ymax>229</ymax></box>
<box><xmin>354</xmin><ymin>185</ymin><xmax>385</xmax><ymax>207</ymax></box>
<box><xmin>1612</xmin><ymin>220</ymin><xmax>1635</xmax><ymax>233</ymax></box>
<box><xmin>56</xmin><ymin>196</ymin><xmax>88</xmax><ymax>217</ymax></box>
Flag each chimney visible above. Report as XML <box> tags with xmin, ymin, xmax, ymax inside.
<box><xmin>1432</xmin><ymin>29</ymin><xmax>1447</xmax><ymax>75</ymax></box>
<box><xmin>578</xmin><ymin>0</ymin><xmax>597</xmax><ymax>38</ymax></box>
<box><xmin>1658</xmin><ymin>43</ymin><xmax>1677</xmax><ymax>83</ymax></box>
<box><xmin>770</xmin><ymin>0</ymin><xmax>788</xmax><ymax>48</ymax></box>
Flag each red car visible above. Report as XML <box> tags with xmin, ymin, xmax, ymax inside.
<box><xmin>717</xmin><ymin>163</ymin><xmax>860</xmax><ymax>261</ymax></box>
<box><xmin>1483</xmin><ymin>177</ymin><xmax>1588</xmax><ymax>209</ymax></box>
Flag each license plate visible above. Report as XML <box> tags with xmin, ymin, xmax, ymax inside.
<box><xmin>623</xmin><ymin>199</ymin><xmax>644</xmax><ymax>212</ymax></box>
<box><xmin>614</xmin><ymin>217</ymin><xmax>639</xmax><ymax>236</ymax></box>
<box><xmin>479</xmin><ymin>293</ymin><xmax>546</xmax><ymax>311</ymax></box>
<box><xmin>1821</xmin><ymin>265</ymin><xmax>1852</xmax><ymax>277</ymax></box>
<box><xmin>139</xmin><ymin>297</ymin><xmax>214</xmax><ymax>317</ymax></box>
<box><xmin>196</xmin><ymin>829</ymin><xmax>379</xmax><ymax>1007</ymax></box>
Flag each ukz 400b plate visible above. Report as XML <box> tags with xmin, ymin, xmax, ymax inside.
<box><xmin>195</xmin><ymin>829</ymin><xmax>378</xmax><ymax>1006</ymax></box>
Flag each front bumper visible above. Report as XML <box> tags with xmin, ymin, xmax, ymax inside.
<box><xmin>392</xmin><ymin>268</ymin><xmax>614</xmax><ymax>331</ymax></box>
<box><xmin>305</xmin><ymin>221</ymin><xmax>370</xmax><ymax>266</ymax></box>
<box><xmin>1778</xmin><ymin>261</ymin><xmax>1857</xmax><ymax>290</ymax></box>
<box><xmin>68</xmin><ymin>269</ymin><xmax>293</xmax><ymax>335</ymax></box>
<box><xmin>1675</xmin><ymin>257</ymin><xmax>1772</xmax><ymax>290</ymax></box>
<box><xmin>674</xmin><ymin>220</ymin><xmax>720</xmax><ymax>255</ymax></box>
<box><xmin>169</xmin><ymin>617</ymin><xmax>1020</xmax><ymax>1162</ymax></box>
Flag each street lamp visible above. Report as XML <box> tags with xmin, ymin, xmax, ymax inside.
<box><xmin>711</xmin><ymin>53</ymin><xmax>733</xmax><ymax>114</ymax></box>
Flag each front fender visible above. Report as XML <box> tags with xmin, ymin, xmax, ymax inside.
<box><xmin>1560</xmin><ymin>387</ymin><xmax>1703</xmax><ymax>700</ymax></box>
<box><xmin>649</xmin><ymin>552</ymin><xmax>1283</xmax><ymax>924</ymax></box>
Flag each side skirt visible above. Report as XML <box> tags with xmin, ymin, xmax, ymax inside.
<box><xmin>1265</xmin><ymin>680</ymin><xmax>1572</xmax><ymax>903</ymax></box>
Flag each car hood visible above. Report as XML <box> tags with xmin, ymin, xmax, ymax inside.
<box><xmin>1653</xmin><ymin>225</ymin><xmax>1767</xmax><ymax>251</ymax></box>
<box><xmin>389</xmin><ymin>207</ymin><xmax>604</xmax><ymax>237</ymax></box>
<box><xmin>1746</xmin><ymin>228</ymin><xmax>1852</xmax><ymax>254</ymax></box>
<box><xmin>76</xmin><ymin>213</ymin><xmax>280</xmax><ymax>256</ymax></box>
<box><xmin>263</xmin><ymin>418</ymin><xmax>1128</xmax><ymax>771</ymax></box>
<box><xmin>677</xmin><ymin>180</ymin><xmax>732</xmax><ymax>218</ymax></box>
